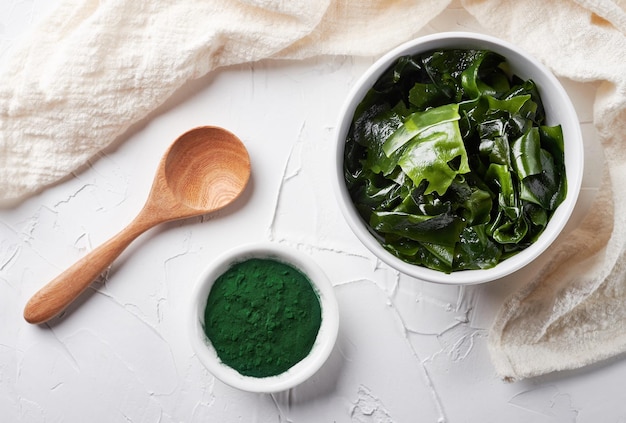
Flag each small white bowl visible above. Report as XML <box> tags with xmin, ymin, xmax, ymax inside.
<box><xmin>188</xmin><ymin>243</ymin><xmax>339</xmax><ymax>393</ymax></box>
<box><xmin>332</xmin><ymin>32</ymin><xmax>584</xmax><ymax>285</ymax></box>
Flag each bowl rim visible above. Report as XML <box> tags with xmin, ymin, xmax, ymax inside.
<box><xmin>332</xmin><ymin>31</ymin><xmax>584</xmax><ymax>284</ymax></box>
<box><xmin>188</xmin><ymin>242</ymin><xmax>339</xmax><ymax>393</ymax></box>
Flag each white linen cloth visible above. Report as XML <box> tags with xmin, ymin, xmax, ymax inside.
<box><xmin>0</xmin><ymin>0</ymin><xmax>625</xmax><ymax>381</ymax></box>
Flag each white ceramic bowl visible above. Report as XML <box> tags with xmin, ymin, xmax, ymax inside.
<box><xmin>188</xmin><ymin>243</ymin><xmax>339</xmax><ymax>393</ymax></box>
<box><xmin>332</xmin><ymin>32</ymin><xmax>584</xmax><ymax>285</ymax></box>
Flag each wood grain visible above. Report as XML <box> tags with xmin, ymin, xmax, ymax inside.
<box><xmin>23</xmin><ymin>126</ymin><xmax>250</xmax><ymax>324</ymax></box>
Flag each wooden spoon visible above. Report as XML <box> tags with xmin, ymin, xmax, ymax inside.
<box><xmin>23</xmin><ymin>126</ymin><xmax>251</xmax><ymax>325</ymax></box>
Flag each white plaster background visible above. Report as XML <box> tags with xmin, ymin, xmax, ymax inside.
<box><xmin>0</xmin><ymin>1</ymin><xmax>620</xmax><ymax>422</ymax></box>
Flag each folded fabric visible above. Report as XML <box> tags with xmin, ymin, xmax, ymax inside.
<box><xmin>0</xmin><ymin>0</ymin><xmax>447</xmax><ymax>205</ymax></box>
<box><xmin>462</xmin><ymin>0</ymin><xmax>626</xmax><ymax>381</ymax></box>
<box><xmin>1</xmin><ymin>0</ymin><xmax>626</xmax><ymax>382</ymax></box>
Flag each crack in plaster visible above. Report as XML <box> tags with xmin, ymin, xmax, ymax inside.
<box><xmin>0</xmin><ymin>245</ymin><xmax>19</xmax><ymax>271</ymax></box>
<box><xmin>350</xmin><ymin>385</ymin><xmax>395</xmax><ymax>423</ymax></box>
<box><xmin>447</xmin><ymin>329</ymin><xmax>485</xmax><ymax>362</ymax></box>
<box><xmin>49</xmin><ymin>381</ymin><xmax>64</xmax><ymax>391</ymax></box>
<box><xmin>16</xmin><ymin>206</ymin><xmax>53</xmax><ymax>245</ymax></box>
<box><xmin>266</xmin><ymin>121</ymin><xmax>306</xmax><ymax>242</ymax></box>
<box><xmin>508</xmin><ymin>385</ymin><xmax>580</xmax><ymax>420</ymax></box>
<box><xmin>384</xmin><ymin>288</ymin><xmax>447</xmax><ymax>422</ymax></box>
<box><xmin>89</xmin><ymin>287</ymin><xmax>178</xmax><ymax>390</ymax></box>
<box><xmin>339</xmin><ymin>278</ymin><xmax>448</xmax><ymax>422</ymax></box>
<box><xmin>269</xmin><ymin>392</ymin><xmax>294</xmax><ymax>423</ymax></box>
<box><xmin>46</xmin><ymin>327</ymin><xmax>81</xmax><ymax>372</ymax></box>
<box><xmin>271</xmin><ymin>237</ymin><xmax>373</xmax><ymax>265</ymax></box>
<box><xmin>75</xmin><ymin>323</ymin><xmax>178</xmax><ymax>397</ymax></box>
<box><xmin>52</xmin><ymin>184</ymin><xmax>95</xmax><ymax>209</ymax></box>
<box><xmin>17</xmin><ymin>396</ymin><xmax>44</xmax><ymax>422</ymax></box>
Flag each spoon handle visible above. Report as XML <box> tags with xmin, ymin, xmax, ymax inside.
<box><xmin>23</xmin><ymin>217</ymin><xmax>154</xmax><ymax>324</ymax></box>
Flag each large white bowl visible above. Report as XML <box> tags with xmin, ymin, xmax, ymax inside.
<box><xmin>332</xmin><ymin>32</ymin><xmax>584</xmax><ymax>285</ymax></box>
<box><xmin>188</xmin><ymin>243</ymin><xmax>339</xmax><ymax>393</ymax></box>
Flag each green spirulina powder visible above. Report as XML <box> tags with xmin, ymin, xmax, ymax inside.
<box><xmin>203</xmin><ymin>257</ymin><xmax>322</xmax><ymax>378</ymax></box>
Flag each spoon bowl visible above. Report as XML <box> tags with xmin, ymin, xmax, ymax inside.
<box><xmin>163</xmin><ymin>126</ymin><xmax>250</xmax><ymax>213</ymax></box>
<box><xmin>23</xmin><ymin>126</ymin><xmax>251</xmax><ymax>324</ymax></box>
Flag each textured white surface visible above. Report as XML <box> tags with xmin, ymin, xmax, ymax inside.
<box><xmin>1</xmin><ymin>1</ymin><xmax>623</xmax><ymax>422</ymax></box>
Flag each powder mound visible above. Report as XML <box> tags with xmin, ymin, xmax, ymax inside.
<box><xmin>203</xmin><ymin>258</ymin><xmax>322</xmax><ymax>378</ymax></box>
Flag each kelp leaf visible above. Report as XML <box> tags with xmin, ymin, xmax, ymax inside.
<box><xmin>422</xmin><ymin>242</ymin><xmax>455</xmax><ymax>269</ymax></box>
<box><xmin>492</xmin><ymin>214</ymin><xmax>529</xmax><ymax>244</ymax></box>
<box><xmin>511</xmin><ymin>127</ymin><xmax>542</xmax><ymax>179</ymax></box>
<box><xmin>397</xmin><ymin>120</ymin><xmax>470</xmax><ymax>195</ymax></box>
<box><xmin>520</xmin><ymin>149</ymin><xmax>564</xmax><ymax>210</ymax></box>
<box><xmin>383</xmin><ymin>103</ymin><xmax>460</xmax><ymax>156</ymax></box>
<box><xmin>460</xmin><ymin>50</ymin><xmax>509</xmax><ymax>98</ymax></box>
<box><xmin>455</xmin><ymin>225</ymin><xmax>502</xmax><ymax>269</ymax></box>
<box><xmin>370</xmin><ymin>211</ymin><xmax>466</xmax><ymax>246</ymax></box>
